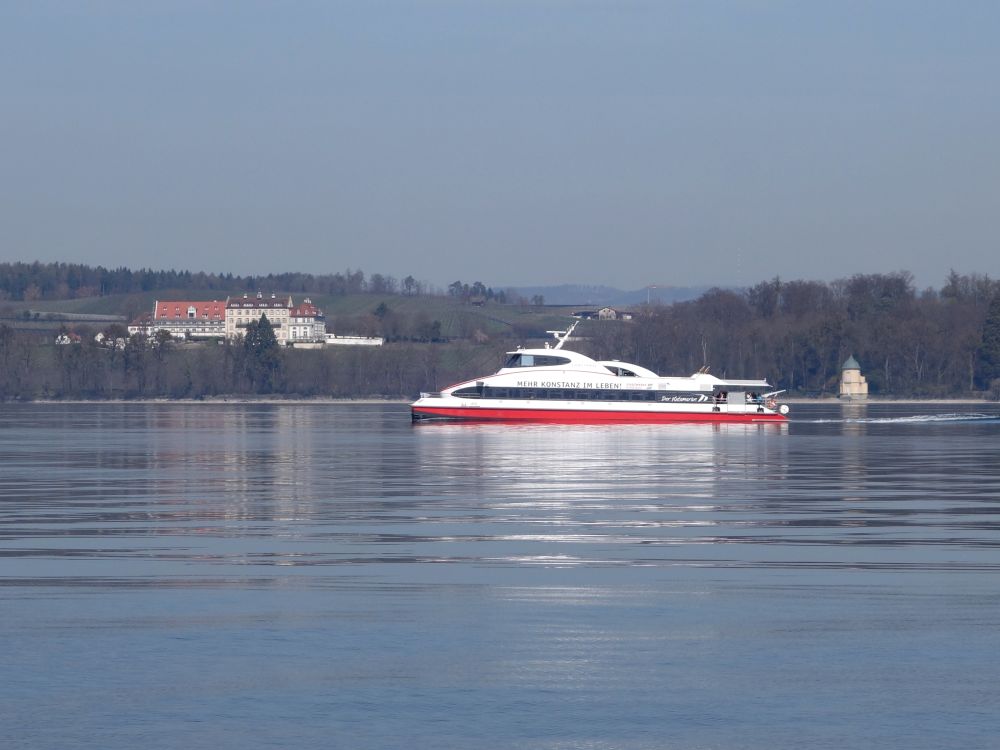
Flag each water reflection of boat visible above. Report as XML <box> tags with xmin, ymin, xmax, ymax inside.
<box><xmin>414</xmin><ymin>420</ymin><xmax>789</xmax><ymax>507</ymax></box>
<box><xmin>412</xmin><ymin>323</ymin><xmax>789</xmax><ymax>424</ymax></box>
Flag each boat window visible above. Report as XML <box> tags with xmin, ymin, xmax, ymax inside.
<box><xmin>536</xmin><ymin>356</ymin><xmax>569</xmax><ymax>367</ymax></box>
<box><xmin>452</xmin><ymin>386</ymin><xmax>709</xmax><ymax>403</ymax></box>
<box><xmin>503</xmin><ymin>353</ymin><xmax>570</xmax><ymax>368</ymax></box>
<box><xmin>628</xmin><ymin>390</ymin><xmax>654</xmax><ymax>401</ymax></box>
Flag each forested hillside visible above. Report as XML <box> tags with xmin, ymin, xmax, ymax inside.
<box><xmin>0</xmin><ymin>261</ymin><xmax>422</xmax><ymax>300</ymax></box>
<box><xmin>586</xmin><ymin>271</ymin><xmax>1000</xmax><ymax>398</ymax></box>
<box><xmin>0</xmin><ymin>261</ymin><xmax>520</xmax><ymax>304</ymax></box>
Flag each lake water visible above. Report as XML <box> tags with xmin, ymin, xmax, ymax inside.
<box><xmin>2</xmin><ymin>402</ymin><xmax>1000</xmax><ymax>749</ymax></box>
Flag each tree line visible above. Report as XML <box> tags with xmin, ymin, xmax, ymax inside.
<box><xmin>585</xmin><ymin>271</ymin><xmax>1000</xmax><ymax>398</ymax></box>
<box><xmin>0</xmin><ymin>261</ymin><xmax>433</xmax><ymax>301</ymax></box>
<box><xmin>0</xmin><ymin>261</ymin><xmax>528</xmax><ymax>306</ymax></box>
<box><xmin>0</xmin><ymin>316</ymin><xmax>499</xmax><ymax>401</ymax></box>
<box><xmin>2</xmin><ymin>269</ymin><xmax>1000</xmax><ymax>401</ymax></box>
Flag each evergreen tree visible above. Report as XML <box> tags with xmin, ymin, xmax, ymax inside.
<box><xmin>243</xmin><ymin>314</ymin><xmax>283</xmax><ymax>393</ymax></box>
<box><xmin>977</xmin><ymin>293</ymin><xmax>1000</xmax><ymax>388</ymax></box>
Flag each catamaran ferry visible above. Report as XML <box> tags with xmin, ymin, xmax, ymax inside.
<box><xmin>411</xmin><ymin>324</ymin><xmax>789</xmax><ymax>424</ymax></box>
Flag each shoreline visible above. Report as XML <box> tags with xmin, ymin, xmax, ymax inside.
<box><xmin>783</xmin><ymin>397</ymin><xmax>991</xmax><ymax>405</ymax></box>
<box><xmin>7</xmin><ymin>397</ymin><xmax>994</xmax><ymax>406</ymax></box>
<box><xmin>17</xmin><ymin>397</ymin><xmax>412</xmax><ymax>405</ymax></box>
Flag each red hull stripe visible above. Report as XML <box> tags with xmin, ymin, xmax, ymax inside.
<box><xmin>412</xmin><ymin>406</ymin><xmax>787</xmax><ymax>424</ymax></box>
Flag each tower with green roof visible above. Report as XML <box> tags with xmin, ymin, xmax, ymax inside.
<box><xmin>839</xmin><ymin>355</ymin><xmax>868</xmax><ymax>399</ymax></box>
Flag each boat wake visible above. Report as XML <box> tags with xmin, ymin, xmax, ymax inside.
<box><xmin>799</xmin><ymin>413</ymin><xmax>1000</xmax><ymax>425</ymax></box>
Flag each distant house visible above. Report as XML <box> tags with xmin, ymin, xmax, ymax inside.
<box><xmin>128</xmin><ymin>312</ymin><xmax>153</xmax><ymax>337</ymax></box>
<box><xmin>598</xmin><ymin>307</ymin><xmax>620</xmax><ymax>320</ymax></box>
<box><xmin>94</xmin><ymin>331</ymin><xmax>126</xmax><ymax>349</ymax></box>
<box><xmin>54</xmin><ymin>332</ymin><xmax>81</xmax><ymax>345</ymax></box>
<box><xmin>574</xmin><ymin>308</ymin><xmax>632</xmax><ymax>321</ymax></box>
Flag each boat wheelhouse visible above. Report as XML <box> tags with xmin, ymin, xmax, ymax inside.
<box><xmin>411</xmin><ymin>325</ymin><xmax>788</xmax><ymax>424</ymax></box>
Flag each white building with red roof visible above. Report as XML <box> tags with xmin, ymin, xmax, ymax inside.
<box><xmin>128</xmin><ymin>312</ymin><xmax>153</xmax><ymax>337</ymax></box>
<box><xmin>149</xmin><ymin>299</ymin><xmax>227</xmax><ymax>339</ymax></box>
<box><xmin>287</xmin><ymin>298</ymin><xmax>326</xmax><ymax>343</ymax></box>
<box><xmin>225</xmin><ymin>292</ymin><xmax>294</xmax><ymax>344</ymax></box>
<box><xmin>142</xmin><ymin>292</ymin><xmax>328</xmax><ymax>346</ymax></box>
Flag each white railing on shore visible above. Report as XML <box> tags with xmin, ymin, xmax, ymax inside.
<box><xmin>325</xmin><ymin>334</ymin><xmax>384</xmax><ymax>347</ymax></box>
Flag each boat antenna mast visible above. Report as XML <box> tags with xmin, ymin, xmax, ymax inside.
<box><xmin>547</xmin><ymin>320</ymin><xmax>579</xmax><ymax>350</ymax></box>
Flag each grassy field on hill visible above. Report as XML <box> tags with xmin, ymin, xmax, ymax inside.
<box><xmin>10</xmin><ymin>290</ymin><xmax>585</xmax><ymax>343</ymax></box>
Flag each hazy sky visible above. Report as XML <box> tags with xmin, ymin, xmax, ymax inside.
<box><xmin>2</xmin><ymin>1</ymin><xmax>998</xmax><ymax>291</ymax></box>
